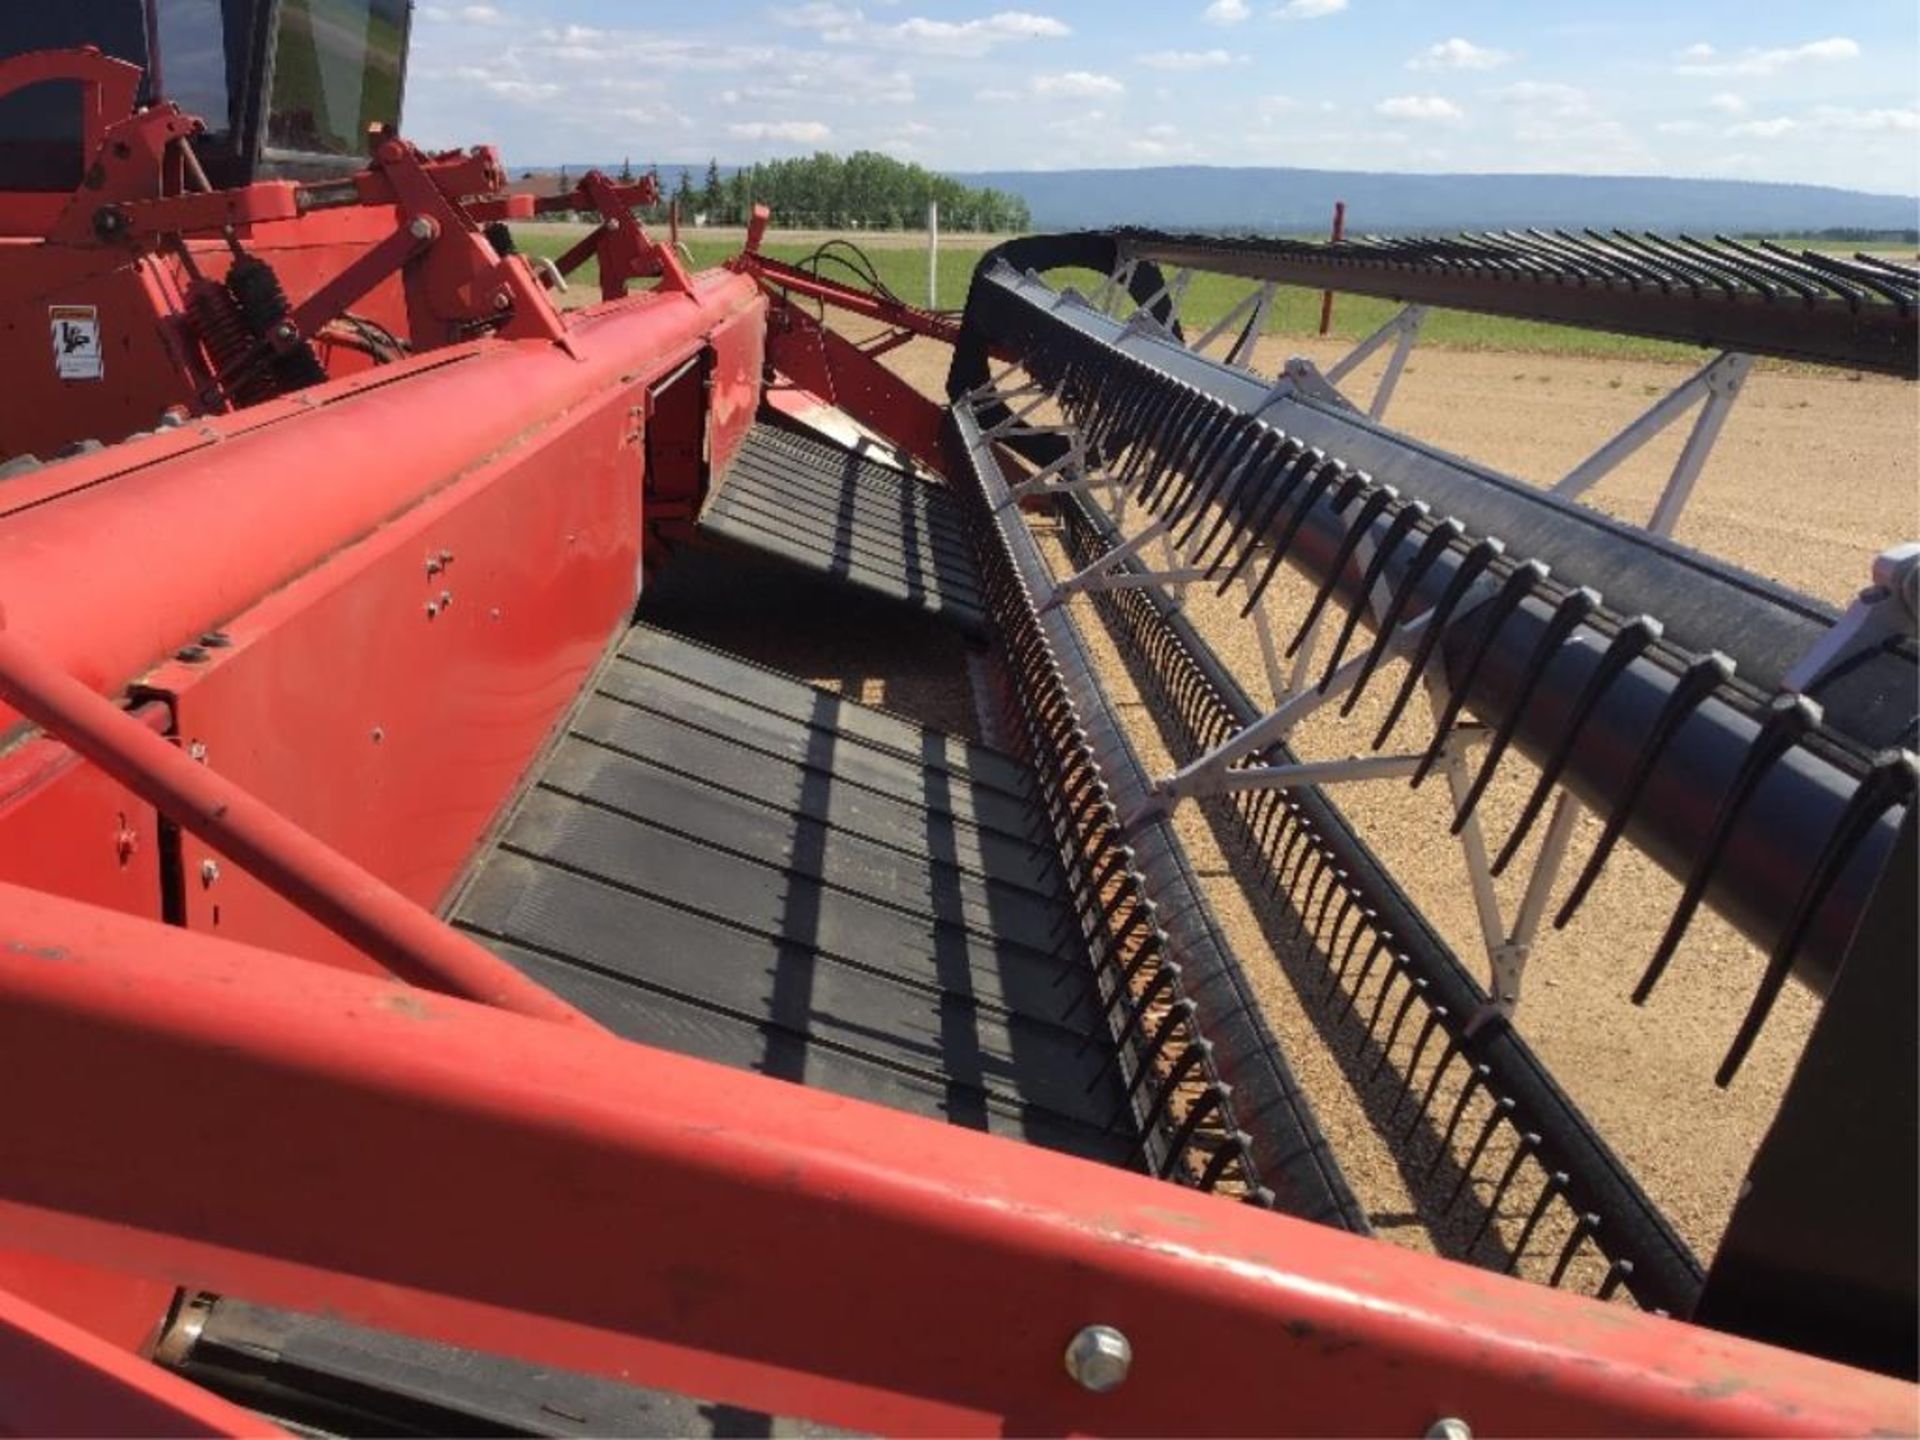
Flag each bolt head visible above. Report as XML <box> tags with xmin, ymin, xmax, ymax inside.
<box><xmin>492</xmin><ymin>290</ymin><xmax>512</xmax><ymax>311</ymax></box>
<box><xmin>1426</xmin><ymin>1419</ymin><xmax>1473</xmax><ymax>1440</ymax></box>
<box><xmin>274</xmin><ymin>321</ymin><xmax>298</xmax><ymax>342</ymax></box>
<box><xmin>199</xmin><ymin>859</ymin><xmax>220</xmax><ymax>886</ymax></box>
<box><xmin>408</xmin><ymin>216</ymin><xmax>437</xmax><ymax>242</ymax></box>
<box><xmin>1063</xmin><ymin>1324</ymin><xmax>1131</xmax><ymax>1393</ymax></box>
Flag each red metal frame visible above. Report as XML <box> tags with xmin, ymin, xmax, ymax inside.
<box><xmin>0</xmin><ymin>885</ymin><xmax>1910</xmax><ymax>1438</ymax></box>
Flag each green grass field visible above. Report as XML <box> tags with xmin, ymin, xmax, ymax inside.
<box><xmin>515</xmin><ymin>227</ymin><xmax>1908</xmax><ymax>366</ymax></box>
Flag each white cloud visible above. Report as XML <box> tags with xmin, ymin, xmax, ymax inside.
<box><xmin>419</xmin><ymin>2</ymin><xmax>506</xmax><ymax>19</ymax></box>
<box><xmin>1138</xmin><ymin>49</ymin><xmax>1243</xmax><ymax>70</ymax></box>
<box><xmin>1032</xmin><ymin>70</ymin><xmax>1125</xmax><ymax>98</ymax></box>
<box><xmin>1494</xmin><ymin>81</ymin><xmax>1590</xmax><ymax>113</ymax></box>
<box><xmin>1277</xmin><ymin>0</ymin><xmax>1346</xmax><ymax>17</ymax></box>
<box><xmin>1707</xmin><ymin>92</ymin><xmax>1747</xmax><ymax>114</ymax></box>
<box><xmin>771</xmin><ymin>2</ymin><xmax>862</xmax><ymax>26</ymax></box>
<box><xmin>1408</xmin><ymin>38</ymin><xmax>1514</xmax><ymax>71</ymax></box>
<box><xmin>1377</xmin><ymin>94</ymin><xmax>1463</xmax><ymax>121</ymax></box>
<box><xmin>1677</xmin><ymin>37</ymin><xmax>1859</xmax><ymax>77</ymax></box>
<box><xmin>1202</xmin><ymin>0</ymin><xmax>1250</xmax><ymax>23</ymax></box>
<box><xmin>973</xmin><ymin>86</ymin><xmax>1019</xmax><ymax>102</ymax></box>
<box><xmin>1808</xmin><ymin>106</ymin><xmax>1920</xmax><ymax>133</ymax></box>
<box><xmin>1727</xmin><ymin>117</ymin><xmax>1796</xmax><ymax>138</ymax></box>
<box><xmin>867</xmin><ymin>10</ymin><xmax>1070</xmax><ymax>55</ymax></box>
<box><xmin>727</xmin><ymin>119</ymin><xmax>832</xmax><ymax>143</ymax></box>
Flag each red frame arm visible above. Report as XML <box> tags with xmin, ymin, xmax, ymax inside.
<box><xmin>0</xmin><ymin>885</ymin><xmax>1908</xmax><ymax>1438</ymax></box>
<box><xmin>0</xmin><ymin>1283</ymin><xmax>277</xmax><ymax>1437</ymax></box>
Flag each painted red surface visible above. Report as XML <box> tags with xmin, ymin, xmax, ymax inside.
<box><xmin>0</xmin><ymin>886</ymin><xmax>1910</xmax><ymax>1440</ymax></box>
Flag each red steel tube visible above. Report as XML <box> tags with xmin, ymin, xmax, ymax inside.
<box><xmin>0</xmin><ymin>887</ymin><xmax>1913</xmax><ymax>1437</ymax></box>
<box><xmin>0</xmin><ymin>623</ymin><xmax>593</xmax><ymax>1029</ymax></box>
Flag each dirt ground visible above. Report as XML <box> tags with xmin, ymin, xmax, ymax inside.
<box><xmin>859</xmin><ymin>328</ymin><xmax>1917</xmax><ymax>1270</ymax></box>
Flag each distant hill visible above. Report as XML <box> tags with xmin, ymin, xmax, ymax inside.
<box><xmin>943</xmin><ymin>165</ymin><xmax>1919</xmax><ymax>236</ymax></box>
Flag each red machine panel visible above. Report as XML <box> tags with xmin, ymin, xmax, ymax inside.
<box><xmin>146</xmin><ymin>393</ymin><xmax>645</xmax><ymax>967</ymax></box>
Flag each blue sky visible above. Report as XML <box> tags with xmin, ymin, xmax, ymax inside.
<box><xmin>404</xmin><ymin>2</ymin><xmax>1920</xmax><ymax>193</ymax></box>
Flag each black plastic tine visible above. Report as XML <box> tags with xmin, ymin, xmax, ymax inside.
<box><xmin>1503</xmin><ymin>1170</ymin><xmax>1568</xmax><ymax>1275</ymax></box>
<box><xmin>1122</xmin><ymin>1041</ymin><xmax>1209</xmax><ymax>1142</ymax></box>
<box><xmin>1451</xmin><ymin>585</ymin><xmax>1599</xmax><ymax>833</ymax></box>
<box><xmin>1491</xmin><ymin>616</ymin><xmax>1663</xmax><ymax>876</ymax></box>
<box><xmin>1318</xmin><ymin>499</ymin><xmax>1427</xmax><ymax>693</ymax></box>
<box><xmin>1139</xmin><ymin>393</ymin><xmax>1220</xmax><ymax>510</ymax></box>
<box><xmin>1286</xmin><ymin>484</ymin><xmax>1397</xmax><ymax>659</ymax></box>
<box><xmin>1196</xmin><ymin>1132</ymin><xmax>1255</xmax><ymax>1193</ymax></box>
<box><xmin>1410</xmin><ymin>560</ymin><xmax>1550</xmax><ymax>789</ymax></box>
<box><xmin>1633</xmin><ymin>692</ymin><xmax>1823</xmax><ymax>1005</ymax></box>
<box><xmin>1425</xmin><ymin>1063</ymin><xmax>1492</xmax><ymax>1178</ymax></box>
<box><xmin>1597</xmin><ymin>1259</ymin><xmax>1635</xmax><ymax>1303</ymax></box>
<box><xmin>1388</xmin><ymin>1006</ymin><xmax>1448</xmax><ymax>1120</ymax></box>
<box><xmin>1553</xmin><ymin>651</ymin><xmax>1736</xmax><ymax>930</ymax></box>
<box><xmin>1105</xmin><ymin>383</ymin><xmax>1178</xmax><ymax>496</ymax></box>
<box><xmin>1174</xmin><ymin>420</ymin><xmax>1262</xmax><ymax>550</ymax></box>
<box><xmin>1324</xmin><ymin>911</ymin><xmax>1378</xmax><ymax>999</ymax></box>
<box><xmin>1548</xmin><ymin>1213</ymin><xmax>1601</xmax><ymax>1289</ymax></box>
<box><xmin>1335</xmin><ymin>935</ymin><xmax>1391</xmax><ymax>1022</ymax></box>
<box><xmin>1183</xmin><ymin>425</ymin><xmax>1282</xmax><ymax>567</ymax></box>
<box><xmin>1241</xmin><ymin>459</ymin><xmax>1346</xmax><ymax>616</ymax></box>
<box><xmin>1362</xmin><ymin>956</ymin><xmax>1408</xmax><ymax>1042</ymax></box>
<box><xmin>1445</xmin><ymin>1096</ymin><xmax>1517</xmax><ymax>1212</ymax></box>
<box><xmin>1372</xmin><ymin>536</ymin><xmax>1502</xmax><ymax>749</ymax></box>
<box><xmin>1147</xmin><ymin>400</ymin><xmax>1231</xmax><ymax>519</ymax></box>
<box><xmin>1210</xmin><ymin>443</ymin><xmax>1317</xmax><ymax>587</ymax></box>
<box><xmin>1369</xmin><ymin>977</ymin><xmax>1428</xmax><ymax>1082</ymax></box>
<box><xmin>1123</xmin><ymin>1001</ymin><xmax>1199</xmax><ymax>1100</ymax></box>
<box><xmin>1122</xmin><ymin>384</ymin><xmax>1194</xmax><ymax>494</ymax></box>
<box><xmin>1164</xmin><ymin>413</ymin><xmax>1255</xmax><ymax>534</ymax></box>
<box><xmin>1466</xmin><ymin>1131</ymin><xmax>1541</xmax><ymax>1251</ymax></box>
<box><xmin>1342</xmin><ymin>517</ymin><xmax>1464</xmax><ymax>717</ymax></box>
<box><xmin>1155</xmin><ymin>1084</ymin><xmax>1228</xmax><ymax>1179</ymax></box>
<box><xmin>1402</xmin><ymin>1028</ymin><xmax>1461</xmax><ymax>1133</ymax></box>
<box><xmin>1717</xmin><ymin>753</ymin><xmax>1916</xmax><ymax>1086</ymax></box>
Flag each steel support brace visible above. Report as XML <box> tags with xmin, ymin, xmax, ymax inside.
<box><xmin>1324</xmin><ymin>304</ymin><xmax>1429</xmax><ymax>420</ymax></box>
<box><xmin>0</xmin><ymin>885</ymin><xmax>1909</xmax><ymax>1437</ymax></box>
<box><xmin>1553</xmin><ymin>352</ymin><xmax>1755</xmax><ymax>536</ymax></box>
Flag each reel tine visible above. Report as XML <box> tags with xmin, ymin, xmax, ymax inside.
<box><xmin>1369</xmin><ymin>976</ymin><xmax>1428</xmax><ymax>1081</ymax></box>
<box><xmin>1404</xmin><ymin>1028</ymin><xmax>1462</xmax><ymax>1133</ymax></box>
<box><xmin>1491</xmin><ymin>616</ymin><xmax>1662</xmax><ymax>876</ymax></box>
<box><xmin>1318</xmin><ymin>499</ymin><xmax>1426</xmax><ymax>692</ymax></box>
<box><xmin>1336</xmin><ymin>935</ymin><xmax>1390</xmax><ymax>1022</ymax></box>
<box><xmin>1241</xmin><ymin>458</ymin><xmax>1344</xmax><ymax>616</ymax></box>
<box><xmin>1632</xmin><ymin>692</ymin><xmax>1822</xmax><ymax>1005</ymax></box>
<box><xmin>1211</xmin><ymin>443</ymin><xmax>1316</xmax><ymax>588</ymax></box>
<box><xmin>1388</xmin><ymin>1006</ymin><xmax>1448</xmax><ymax>1120</ymax></box>
<box><xmin>1426</xmin><ymin>1063</ymin><xmax>1492</xmax><ymax>1178</ymax></box>
<box><xmin>1553</xmin><ymin>651</ymin><xmax>1736</xmax><ymax>930</ymax></box>
<box><xmin>1409</xmin><ymin>559</ymin><xmax>1549</xmax><ymax>789</ymax></box>
<box><xmin>1717</xmin><ymin>751</ymin><xmax>1917</xmax><ymax>1085</ymax></box>
<box><xmin>1372</xmin><ymin>537</ymin><xmax>1502</xmax><ymax>749</ymax></box>
<box><xmin>1342</xmin><ymin>516</ymin><xmax>1463</xmax><ymax>716</ymax></box>
<box><xmin>1149</xmin><ymin>400</ymin><xmax>1229</xmax><ymax>518</ymax></box>
<box><xmin>1285</xmin><ymin>483</ymin><xmax>1396</xmax><ymax>659</ymax></box>
<box><xmin>1451</xmin><ymin>585</ymin><xmax>1599</xmax><ymax>833</ymax></box>
<box><xmin>1548</xmin><ymin>1213</ymin><xmax>1601</xmax><ymax>1289</ymax></box>
<box><xmin>1155</xmin><ymin>1082</ymin><xmax>1228</xmax><ymax>1179</ymax></box>
<box><xmin>1597</xmin><ymin>1259</ymin><xmax>1636</xmax><ymax>1303</ymax></box>
<box><xmin>1503</xmin><ymin>1168</ymin><xmax>1568</xmax><ymax>1274</ymax></box>
<box><xmin>1466</xmin><ymin>1131</ymin><xmax>1540</xmax><ymax>1252</ymax></box>
<box><xmin>1185</xmin><ymin>425</ymin><xmax>1279</xmax><ymax>567</ymax></box>
<box><xmin>1165</xmin><ymin>410</ymin><xmax>1251</xmax><ymax>532</ymax></box>
<box><xmin>1445</xmin><ymin>1096</ymin><xmax>1516</xmax><ymax>1212</ymax></box>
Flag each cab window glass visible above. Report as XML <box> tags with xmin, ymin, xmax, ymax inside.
<box><xmin>154</xmin><ymin>0</ymin><xmax>231</xmax><ymax>136</ymax></box>
<box><xmin>0</xmin><ymin>4</ymin><xmax>148</xmax><ymax>188</ymax></box>
<box><xmin>266</xmin><ymin>0</ymin><xmax>406</xmax><ymax>156</ymax></box>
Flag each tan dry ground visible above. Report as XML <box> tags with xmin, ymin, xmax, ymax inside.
<box><xmin>844</xmin><ymin>327</ymin><xmax>1917</xmax><ymax>1272</ymax></box>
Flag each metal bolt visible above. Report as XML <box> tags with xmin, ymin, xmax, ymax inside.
<box><xmin>1425</xmin><ymin>1419</ymin><xmax>1473</xmax><ymax>1440</ymax></box>
<box><xmin>425</xmin><ymin>601</ymin><xmax>439</xmax><ymax>619</ymax></box>
<box><xmin>199</xmin><ymin>859</ymin><xmax>220</xmax><ymax>887</ymax></box>
<box><xmin>425</xmin><ymin>555</ymin><xmax>443</xmax><ymax>577</ymax></box>
<box><xmin>274</xmin><ymin>321</ymin><xmax>298</xmax><ymax>343</ymax></box>
<box><xmin>1063</xmin><ymin>1325</ymin><xmax>1131</xmax><ymax>1393</ymax></box>
<box><xmin>439</xmin><ymin>590</ymin><xmax>453</xmax><ymax>608</ymax></box>
<box><xmin>408</xmin><ymin>215</ymin><xmax>437</xmax><ymax>242</ymax></box>
<box><xmin>174</xmin><ymin>644</ymin><xmax>209</xmax><ymax>663</ymax></box>
<box><xmin>492</xmin><ymin>290</ymin><xmax>512</xmax><ymax>312</ymax></box>
<box><xmin>371</xmin><ymin>726</ymin><xmax>385</xmax><ymax>745</ymax></box>
<box><xmin>199</xmin><ymin>630</ymin><xmax>232</xmax><ymax>648</ymax></box>
<box><xmin>114</xmin><ymin>827</ymin><xmax>138</xmax><ymax>865</ymax></box>
<box><xmin>187</xmin><ymin>741</ymin><xmax>208</xmax><ymax>764</ymax></box>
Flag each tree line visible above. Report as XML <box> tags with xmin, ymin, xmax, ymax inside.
<box><xmin>551</xmin><ymin>151</ymin><xmax>1030</xmax><ymax>233</ymax></box>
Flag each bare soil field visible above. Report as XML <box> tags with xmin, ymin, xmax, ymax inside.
<box><xmin>854</xmin><ymin>326</ymin><xmax>1917</xmax><ymax>1269</ymax></box>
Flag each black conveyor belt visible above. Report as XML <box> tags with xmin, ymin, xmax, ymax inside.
<box><xmin>451</xmin><ymin>623</ymin><xmax>1135</xmax><ymax>1161</ymax></box>
<box><xmin>698</xmin><ymin>423</ymin><xmax>990</xmax><ymax>635</ymax></box>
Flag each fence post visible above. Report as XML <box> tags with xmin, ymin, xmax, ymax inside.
<box><xmin>928</xmin><ymin>199</ymin><xmax>940</xmax><ymax>308</ymax></box>
<box><xmin>1318</xmin><ymin>199</ymin><xmax>1346</xmax><ymax>336</ymax></box>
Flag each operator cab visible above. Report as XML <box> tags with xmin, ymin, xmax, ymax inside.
<box><xmin>0</xmin><ymin>0</ymin><xmax>410</xmax><ymax>192</ymax></box>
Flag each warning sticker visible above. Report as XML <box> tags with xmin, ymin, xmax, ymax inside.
<box><xmin>49</xmin><ymin>305</ymin><xmax>104</xmax><ymax>381</ymax></box>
